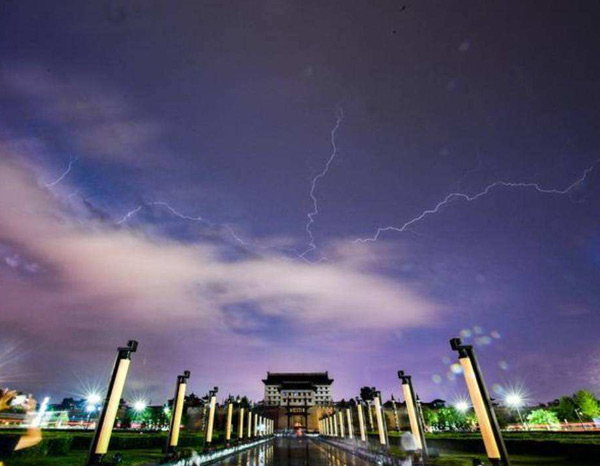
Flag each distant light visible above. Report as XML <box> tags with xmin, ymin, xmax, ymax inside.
<box><xmin>11</xmin><ymin>395</ymin><xmax>27</xmax><ymax>406</ymax></box>
<box><xmin>86</xmin><ymin>404</ymin><xmax>96</xmax><ymax>412</ymax></box>
<box><xmin>86</xmin><ymin>393</ymin><xmax>102</xmax><ymax>405</ymax></box>
<box><xmin>133</xmin><ymin>400</ymin><xmax>147</xmax><ymax>412</ymax></box>
<box><xmin>505</xmin><ymin>392</ymin><xmax>523</xmax><ymax>408</ymax></box>
<box><xmin>454</xmin><ymin>400</ymin><xmax>469</xmax><ymax>413</ymax></box>
<box><xmin>163</xmin><ymin>406</ymin><xmax>170</xmax><ymax>415</ymax></box>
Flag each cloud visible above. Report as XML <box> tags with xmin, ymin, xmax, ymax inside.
<box><xmin>1</xmin><ymin>64</ymin><xmax>159</xmax><ymax>162</ymax></box>
<box><xmin>0</xmin><ymin>156</ymin><xmax>435</xmax><ymax>338</ymax></box>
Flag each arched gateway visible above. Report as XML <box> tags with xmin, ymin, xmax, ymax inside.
<box><xmin>262</xmin><ymin>372</ymin><xmax>335</xmax><ymax>431</ymax></box>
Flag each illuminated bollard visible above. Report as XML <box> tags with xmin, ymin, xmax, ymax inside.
<box><xmin>333</xmin><ymin>412</ymin><xmax>339</xmax><ymax>436</ymax></box>
<box><xmin>367</xmin><ymin>402</ymin><xmax>374</xmax><ymax>431</ymax></box>
<box><xmin>165</xmin><ymin>370</ymin><xmax>190</xmax><ymax>455</ymax></box>
<box><xmin>238</xmin><ymin>407</ymin><xmax>245</xmax><ymax>439</ymax></box>
<box><xmin>373</xmin><ymin>395</ymin><xmax>387</xmax><ymax>446</ymax></box>
<box><xmin>253</xmin><ymin>413</ymin><xmax>258</xmax><ymax>437</ymax></box>
<box><xmin>247</xmin><ymin>411</ymin><xmax>253</xmax><ymax>439</ymax></box>
<box><xmin>451</xmin><ymin>338</ymin><xmax>510</xmax><ymax>466</ymax></box>
<box><xmin>338</xmin><ymin>411</ymin><xmax>345</xmax><ymax>438</ymax></box>
<box><xmin>225</xmin><ymin>401</ymin><xmax>234</xmax><ymax>442</ymax></box>
<box><xmin>205</xmin><ymin>387</ymin><xmax>218</xmax><ymax>445</ymax></box>
<box><xmin>357</xmin><ymin>403</ymin><xmax>367</xmax><ymax>442</ymax></box>
<box><xmin>398</xmin><ymin>371</ymin><xmax>428</xmax><ymax>459</ymax></box>
<box><xmin>346</xmin><ymin>408</ymin><xmax>354</xmax><ymax>439</ymax></box>
<box><xmin>87</xmin><ymin>340</ymin><xmax>137</xmax><ymax>466</ymax></box>
<box><xmin>327</xmin><ymin>416</ymin><xmax>332</xmax><ymax>436</ymax></box>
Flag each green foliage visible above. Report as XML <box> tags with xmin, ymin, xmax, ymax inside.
<box><xmin>554</xmin><ymin>396</ymin><xmax>578</xmax><ymax>422</ymax></box>
<box><xmin>422</xmin><ymin>406</ymin><xmax>438</xmax><ymax>427</ymax></box>
<box><xmin>573</xmin><ymin>390</ymin><xmax>600</xmax><ymax>420</ymax></box>
<box><xmin>526</xmin><ymin>409</ymin><xmax>559</xmax><ymax>426</ymax></box>
<box><xmin>422</xmin><ymin>406</ymin><xmax>474</xmax><ymax>431</ymax></box>
<box><xmin>12</xmin><ymin>437</ymin><xmax>72</xmax><ymax>458</ymax></box>
<box><xmin>0</xmin><ymin>431</ymin><xmax>206</xmax><ymax>459</ymax></box>
<box><xmin>360</xmin><ymin>386</ymin><xmax>377</xmax><ymax>402</ymax></box>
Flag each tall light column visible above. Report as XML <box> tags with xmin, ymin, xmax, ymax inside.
<box><xmin>373</xmin><ymin>395</ymin><xmax>387</xmax><ymax>446</ymax></box>
<box><xmin>333</xmin><ymin>412</ymin><xmax>339</xmax><ymax>436</ymax></box>
<box><xmin>357</xmin><ymin>403</ymin><xmax>367</xmax><ymax>442</ymax></box>
<box><xmin>205</xmin><ymin>387</ymin><xmax>218</xmax><ymax>445</ymax></box>
<box><xmin>238</xmin><ymin>407</ymin><xmax>245</xmax><ymax>440</ymax></box>
<box><xmin>247</xmin><ymin>411</ymin><xmax>253</xmax><ymax>439</ymax></box>
<box><xmin>451</xmin><ymin>338</ymin><xmax>510</xmax><ymax>466</ymax></box>
<box><xmin>398</xmin><ymin>371</ymin><xmax>428</xmax><ymax>459</ymax></box>
<box><xmin>346</xmin><ymin>408</ymin><xmax>354</xmax><ymax>439</ymax></box>
<box><xmin>87</xmin><ymin>340</ymin><xmax>138</xmax><ymax>466</ymax></box>
<box><xmin>338</xmin><ymin>411</ymin><xmax>345</xmax><ymax>437</ymax></box>
<box><xmin>165</xmin><ymin>370</ymin><xmax>190</xmax><ymax>455</ymax></box>
<box><xmin>225</xmin><ymin>401</ymin><xmax>234</xmax><ymax>443</ymax></box>
<box><xmin>253</xmin><ymin>412</ymin><xmax>258</xmax><ymax>437</ymax></box>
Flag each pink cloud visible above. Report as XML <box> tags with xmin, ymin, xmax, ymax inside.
<box><xmin>0</xmin><ymin>157</ymin><xmax>436</xmax><ymax>336</ymax></box>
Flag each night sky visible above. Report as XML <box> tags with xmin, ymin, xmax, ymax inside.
<box><xmin>2</xmin><ymin>1</ymin><xmax>600</xmax><ymax>406</ymax></box>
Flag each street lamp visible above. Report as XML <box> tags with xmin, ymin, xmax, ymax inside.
<box><xmin>505</xmin><ymin>391</ymin><xmax>527</xmax><ymax>430</ymax></box>
<box><xmin>373</xmin><ymin>391</ymin><xmax>387</xmax><ymax>446</ymax></box>
<box><xmin>165</xmin><ymin>370</ymin><xmax>190</xmax><ymax>455</ymax></box>
<box><xmin>398</xmin><ymin>371</ymin><xmax>428</xmax><ymax>459</ymax></box>
<box><xmin>133</xmin><ymin>400</ymin><xmax>147</xmax><ymax>412</ymax></box>
<box><xmin>86</xmin><ymin>340</ymin><xmax>138</xmax><ymax>466</ymax></box>
<box><xmin>454</xmin><ymin>400</ymin><xmax>470</xmax><ymax>414</ymax></box>
<box><xmin>205</xmin><ymin>387</ymin><xmax>218</xmax><ymax>445</ymax></box>
<box><xmin>450</xmin><ymin>337</ymin><xmax>510</xmax><ymax>466</ymax></box>
<box><xmin>87</xmin><ymin>393</ymin><xmax>102</xmax><ymax>406</ymax></box>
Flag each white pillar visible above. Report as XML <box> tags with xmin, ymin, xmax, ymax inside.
<box><xmin>346</xmin><ymin>408</ymin><xmax>354</xmax><ymax>439</ymax></box>
<box><xmin>206</xmin><ymin>395</ymin><xmax>217</xmax><ymax>444</ymax></box>
<box><xmin>357</xmin><ymin>404</ymin><xmax>366</xmax><ymax>442</ymax></box>
<box><xmin>373</xmin><ymin>397</ymin><xmax>386</xmax><ymax>446</ymax></box>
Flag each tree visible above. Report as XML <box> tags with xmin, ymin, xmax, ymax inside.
<box><xmin>526</xmin><ymin>409</ymin><xmax>559</xmax><ymax>427</ymax></box>
<box><xmin>554</xmin><ymin>396</ymin><xmax>578</xmax><ymax>422</ymax></box>
<box><xmin>421</xmin><ymin>406</ymin><xmax>438</xmax><ymax>429</ymax></box>
<box><xmin>573</xmin><ymin>390</ymin><xmax>600</xmax><ymax>421</ymax></box>
<box><xmin>360</xmin><ymin>387</ymin><xmax>377</xmax><ymax>402</ymax></box>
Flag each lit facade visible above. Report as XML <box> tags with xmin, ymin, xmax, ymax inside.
<box><xmin>262</xmin><ymin>372</ymin><xmax>333</xmax><ymax>407</ymax></box>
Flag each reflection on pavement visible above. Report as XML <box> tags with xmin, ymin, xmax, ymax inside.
<box><xmin>213</xmin><ymin>436</ymin><xmax>375</xmax><ymax>466</ymax></box>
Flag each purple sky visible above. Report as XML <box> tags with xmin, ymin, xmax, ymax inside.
<box><xmin>1</xmin><ymin>1</ymin><xmax>600</xmax><ymax>406</ymax></box>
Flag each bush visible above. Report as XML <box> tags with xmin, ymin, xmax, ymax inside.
<box><xmin>0</xmin><ymin>430</ymin><xmax>208</xmax><ymax>458</ymax></box>
<box><xmin>46</xmin><ymin>436</ymin><xmax>73</xmax><ymax>455</ymax></box>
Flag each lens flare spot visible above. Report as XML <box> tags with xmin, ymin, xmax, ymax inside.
<box><xmin>475</xmin><ymin>336</ymin><xmax>492</xmax><ymax>346</ymax></box>
<box><xmin>450</xmin><ymin>363</ymin><xmax>463</xmax><ymax>374</ymax></box>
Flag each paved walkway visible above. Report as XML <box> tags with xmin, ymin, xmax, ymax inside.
<box><xmin>213</xmin><ymin>436</ymin><xmax>375</xmax><ymax>465</ymax></box>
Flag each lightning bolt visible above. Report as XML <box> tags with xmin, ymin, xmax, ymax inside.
<box><xmin>302</xmin><ymin>107</ymin><xmax>344</xmax><ymax>257</ymax></box>
<box><xmin>355</xmin><ymin>161</ymin><xmax>598</xmax><ymax>243</ymax></box>
<box><xmin>116</xmin><ymin>205</ymin><xmax>143</xmax><ymax>225</ymax></box>
<box><xmin>44</xmin><ymin>157</ymin><xmax>77</xmax><ymax>188</ymax></box>
<box><xmin>116</xmin><ymin>201</ymin><xmax>248</xmax><ymax>247</ymax></box>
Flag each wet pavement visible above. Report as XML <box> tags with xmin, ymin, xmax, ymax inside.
<box><xmin>212</xmin><ymin>436</ymin><xmax>375</xmax><ymax>465</ymax></box>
